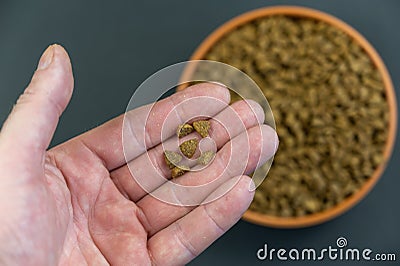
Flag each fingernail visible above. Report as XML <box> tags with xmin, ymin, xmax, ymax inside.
<box><xmin>37</xmin><ymin>45</ymin><xmax>55</xmax><ymax>70</ymax></box>
<box><xmin>248</xmin><ymin>179</ymin><xmax>256</xmax><ymax>192</ymax></box>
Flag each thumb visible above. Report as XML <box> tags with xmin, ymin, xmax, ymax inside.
<box><xmin>0</xmin><ymin>44</ymin><xmax>74</xmax><ymax>162</ymax></box>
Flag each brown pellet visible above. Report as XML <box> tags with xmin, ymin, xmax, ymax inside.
<box><xmin>177</xmin><ymin>123</ymin><xmax>194</xmax><ymax>138</ymax></box>
<box><xmin>164</xmin><ymin>150</ymin><xmax>182</xmax><ymax>169</ymax></box>
<box><xmin>171</xmin><ymin>165</ymin><xmax>189</xmax><ymax>178</ymax></box>
<box><xmin>193</xmin><ymin>120</ymin><xmax>211</xmax><ymax>138</ymax></box>
<box><xmin>197</xmin><ymin>150</ymin><xmax>215</xmax><ymax>165</ymax></box>
<box><xmin>179</xmin><ymin>139</ymin><xmax>198</xmax><ymax>158</ymax></box>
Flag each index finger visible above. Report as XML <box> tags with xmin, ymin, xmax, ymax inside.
<box><xmin>53</xmin><ymin>83</ymin><xmax>230</xmax><ymax>170</ymax></box>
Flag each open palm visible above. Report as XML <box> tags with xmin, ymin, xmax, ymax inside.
<box><xmin>0</xmin><ymin>45</ymin><xmax>277</xmax><ymax>266</ymax></box>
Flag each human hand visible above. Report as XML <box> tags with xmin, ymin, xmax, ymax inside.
<box><xmin>0</xmin><ymin>45</ymin><xmax>278</xmax><ymax>265</ymax></box>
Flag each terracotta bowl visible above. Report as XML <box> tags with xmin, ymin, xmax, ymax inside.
<box><xmin>180</xmin><ymin>6</ymin><xmax>397</xmax><ymax>228</ymax></box>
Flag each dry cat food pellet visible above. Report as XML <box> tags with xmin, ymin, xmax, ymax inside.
<box><xmin>193</xmin><ymin>120</ymin><xmax>211</xmax><ymax>138</ymax></box>
<box><xmin>164</xmin><ymin>150</ymin><xmax>182</xmax><ymax>169</ymax></box>
<box><xmin>200</xmin><ymin>16</ymin><xmax>389</xmax><ymax>217</ymax></box>
<box><xmin>177</xmin><ymin>123</ymin><xmax>194</xmax><ymax>138</ymax></box>
<box><xmin>165</xmin><ymin>121</ymin><xmax>215</xmax><ymax>178</ymax></box>
<box><xmin>197</xmin><ymin>150</ymin><xmax>216</xmax><ymax>165</ymax></box>
<box><xmin>179</xmin><ymin>139</ymin><xmax>198</xmax><ymax>158</ymax></box>
<box><xmin>171</xmin><ymin>165</ymin><xmax>190</xmax><ymax>178</ymax></box>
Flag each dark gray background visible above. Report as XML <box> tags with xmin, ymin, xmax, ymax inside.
<box><xmin>0</xmin><ymin>0</ymin><xmax>398</xmax><ymax>265</ymax></box>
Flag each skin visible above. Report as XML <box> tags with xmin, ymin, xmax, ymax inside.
<box><xmin>0</xmin><ymin>45</ymin><xmax>278</xmax><ymax>266</ymax></box>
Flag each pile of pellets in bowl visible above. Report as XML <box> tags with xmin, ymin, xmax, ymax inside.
<box><xmin>200</xmin><ymin>16</ymin><xmax>389</xmax><ymax>217</ymax></box>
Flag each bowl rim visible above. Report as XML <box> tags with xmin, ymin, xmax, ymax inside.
<box><xmin>187</xmin><ymin>5</ymin><xmax>398</xmax><ymax>228</ymax></box>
